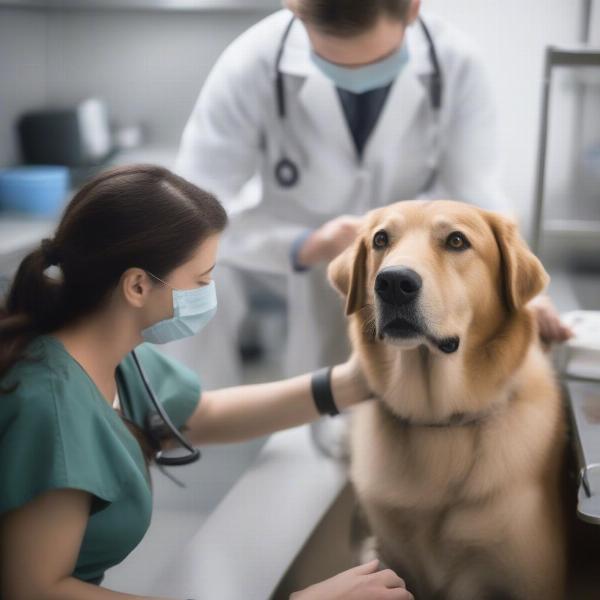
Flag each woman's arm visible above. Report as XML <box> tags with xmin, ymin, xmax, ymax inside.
<box><xmin>0</xmin><ymin>489</ymin><xmax>172</xmax><ymax>600</ymax></box>
<box><xmin>184</xmin><ymin>356</ymin><xmax>370</xmax><ymax>445</ymax></box>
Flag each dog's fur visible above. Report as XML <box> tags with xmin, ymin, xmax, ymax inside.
<box><xmin>328</xmin><ymin>201</ymin><xmax>567</xmax><ymax>600</ymax></box>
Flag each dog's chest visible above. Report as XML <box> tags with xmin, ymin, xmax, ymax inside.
<box><xmin>349</xmin><ymin>402</ymin><xmax>507</xmax><ymax>508</ymax></box>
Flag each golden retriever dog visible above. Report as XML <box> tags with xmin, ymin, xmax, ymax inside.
<box><xmin>328</xmin><ymin>200</ymin><xmax>567</xmax><ymax>600</ymax></box>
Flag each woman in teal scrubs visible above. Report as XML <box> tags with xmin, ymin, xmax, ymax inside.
<box><xmin>0</xmin><ymin>165</ymin><xmax>413</xmax><ymax>600</ymax></box>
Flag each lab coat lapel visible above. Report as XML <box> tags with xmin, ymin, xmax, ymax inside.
<box><xmin>298</xmin><ymin>72</ymin><xmax>356</xmax><ymax>161</ymax></box>
<box><xmin>363</xmin><ymin>61</ymin><xmax>427</xmax><ymax>163</ymax></box>
<box><xmin>278</xmin><ymin>16</ymin><xmax>356</xmax><ymax>161</ymax></box>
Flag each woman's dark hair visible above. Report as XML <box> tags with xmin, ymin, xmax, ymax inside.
<box><xmin>294</xmin><ymin>0</ymin><xmax>413</xmax><ymax>37</ymax></box>
<box><xmin>0</xmin><ymin>163</ymin><xmax>226</xmax><ymax>383</ymax></box>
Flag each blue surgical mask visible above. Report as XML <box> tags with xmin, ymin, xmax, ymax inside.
<box><xmin>310</xmin><ymin>43</ymin><xmax>410</xmax><ymax>94</ymax></box>
<box><xmin>141</xmin><ymin>274</ymin><xmax>217</xmax><ymax>345</ymax></box>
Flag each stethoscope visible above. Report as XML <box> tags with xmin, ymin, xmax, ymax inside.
<box><xmin>117</xmin><ymin>350</ymin><xmax>201</xmax><ymax>466</ymax></box>
<box><xmin>273</xmin><ymin>15</ymin><xmax>443</xmax><ymax>188</ymax></box>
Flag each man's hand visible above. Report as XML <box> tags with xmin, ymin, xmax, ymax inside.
<box><xmin>529</xmin><ymin>295</ymin><xmax>573</xmax><ymax>344</ymax></box>
<box><xmin>297</xmin><ymin>215</ymin><xmax>362</xmax><ymax>269</ymax></box>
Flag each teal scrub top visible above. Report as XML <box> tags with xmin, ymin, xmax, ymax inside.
<box><xmin>0</xmin><ymin>335</ymin><xmax>201</xmax><ymax>586</ymax></box>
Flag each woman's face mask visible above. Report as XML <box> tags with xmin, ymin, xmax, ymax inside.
<box><xmin>310</xmin><ymin>43</ymin><xmax>410</xmax><ymax>94</ymax></box>
<box><xmin>141</xmin><ymin>274</ymin><xmax>217</xmax><ymax>345</ymax></box>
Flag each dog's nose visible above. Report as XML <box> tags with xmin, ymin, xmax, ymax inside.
<box><xmin>375</xmin><ymin>267</ymin><xmax>422</xmax><ymax>306</ymax></box>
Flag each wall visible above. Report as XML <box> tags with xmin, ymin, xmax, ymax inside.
<box><xmin>0</xmin><ymin>8</ymin><xmax>49</xmax><ymax>166</ymax></box>
<box><xmin>424</xmin><ymin>0</ymin><xmax>584</xmax><ymax>226</ymax></box>
<box><xmin>0</xmin><ymin>6</ymin><xmax>272</xmax><ymax>166</ymax></box>
<box><xmin>43</xmin><ymin>9</ymin><xmax>272</xmax><ymax>145</ymax></box>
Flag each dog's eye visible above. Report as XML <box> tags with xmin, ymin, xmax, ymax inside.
<box><xmin>373</xmin><ymin>230</ymin><xmax>389</xmax><ymax>250</ymax></box>
<box><xmin>446</xmin><ymin>231</ymin><xmax>470</xmax><ymax>251</ymax></box>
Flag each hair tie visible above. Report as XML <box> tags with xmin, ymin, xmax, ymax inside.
<box><xmin>40</xmin><ymin>238</ymin><xmax>62</xmax><ymax>267</ymax></box>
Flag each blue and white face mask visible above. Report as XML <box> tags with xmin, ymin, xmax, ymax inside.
<box><xmin>310</xmin><ymin>43</ymin><xmax>410</xmax><ymax>94</ymax></box>
<box><xmin>141</xmin><ymin>274</ymin><xmax>217</xmax><ymax>345</ymax></box>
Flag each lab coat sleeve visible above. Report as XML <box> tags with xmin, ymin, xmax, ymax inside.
<box><xmin>218</xmin><ymin>204</ymin><xmax>312</xmax><ymax>276</ymax></box>
<box><xmin>175</xmin><ymin>32</ymin><xmax>310</xmax><ymax>276</ymax></box>
<box><xmin>175</xmin><ymin>41</ymin><xmax>264</xmax><ymax>208</ymax></box>
<box><xmin>422</xmin><ymin>47</ymin><xmax>514</xmax><ymax>216</ymax></box>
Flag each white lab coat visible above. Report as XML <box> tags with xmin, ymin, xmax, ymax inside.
<box><xmin>174</xmin><ymin>9</ymin><xmax>509</xmax><ymax>383</ymax></box>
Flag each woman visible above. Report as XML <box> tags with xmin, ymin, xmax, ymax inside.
<box><xmin>0</xmin><ymin>165</ymin><xmax>413</xmax><ymax>600</ymax></box>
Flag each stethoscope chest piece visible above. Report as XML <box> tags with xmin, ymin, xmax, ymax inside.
<box><xmin>275</xmin><ymin>157</ymin><xmax>300</xmax><ymax>188</ymax></box>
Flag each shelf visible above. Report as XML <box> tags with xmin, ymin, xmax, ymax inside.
<box><xmin>547</xmin><ymin>45</ymin><xmax>600</xmax><ymax>68</ymax></box>
<box><xmin>0</xmin><ymin>0</ymin><xmax>279</xmax><ymax>11</ymax></box>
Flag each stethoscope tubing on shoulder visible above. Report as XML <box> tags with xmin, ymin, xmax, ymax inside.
<box><xmin>273</xmin><ymin>15</ymin><xmax>443</xmax><ymax>188</ymax></box>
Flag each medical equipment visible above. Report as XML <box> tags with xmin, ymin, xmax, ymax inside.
<box><xmin>559</xmin><ymin>317</ymin><xmax>600</xmax><ymax>523</ymax></box>
<box><xmin>273</xmin><ymin>16</ymin><xmax>443</xmax><ymax>188</ymax></box>
<box><xmin>557</xmin><ymin>311</ymin><xmax>600</xmax><ymax>380</ymax></box>
<box><xmin>531</xmin><ymin>38</ymin><xmax>600</xmax><ymax>526</ymax></box>
<box><xmin>118</xmin><ymin>350</ymin><xmax>201</xmax><ymax>466</ymax></box>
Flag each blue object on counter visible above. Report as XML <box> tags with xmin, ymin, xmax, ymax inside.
<box><xmin>0</xmin><ymin>166</ymin><xmax>69</xmax><ymax>216</ymax></box>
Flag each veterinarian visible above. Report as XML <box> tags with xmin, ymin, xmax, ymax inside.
<box><xmin>175</xmin><ymin>0</ymin><xmax>570</xmax><ymax>388</ymax></box>
<box><xmin>0</xmin><ymin>166</ymin><xmax>413</xmax><ymax>600</ymax></box>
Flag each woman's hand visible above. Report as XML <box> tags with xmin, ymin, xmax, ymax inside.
<box><xmin>290</xmin><ymin>560</ymin><xmax>413</xmax><ymax>600</ymax></box>
<box><xmin>528</xmin><ymin>295</ymin><xmax>573</xmax><ymax>344</ymax></box>
<box><xmin>331</xmin><ymin>353</ymin><xmax>372</xmax><ymax>411</ymax></box>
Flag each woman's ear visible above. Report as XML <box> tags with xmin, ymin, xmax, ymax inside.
<box><xmin>486</xmin><ymin>212</ymin><xmax>549</xmax><ymax>312</ymax></box>
<box><xmin>328</xmin><ymin>239</ymin><xmax>368</xmax><ymax>316</ymax></box>
<box><xmin>121</xmin><ymin>268</ymin><xmax>153</xmax><ymax>308</ymax></box>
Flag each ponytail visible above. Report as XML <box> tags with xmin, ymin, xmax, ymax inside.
<box><xmin>0</xmin><ymin>239</ymin><xmax>67</xmax><ymax>389</ymax></box>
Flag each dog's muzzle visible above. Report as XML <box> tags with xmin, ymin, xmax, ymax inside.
<box><xmin>374</xmin><ymin>266</ymin><xmax>460</xmax><ymax>354</ymax></box>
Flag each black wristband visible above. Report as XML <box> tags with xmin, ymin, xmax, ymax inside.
<box><xmin>311</xmin><ymin>367</ymin><xmax>340</xmax><ymax>417</ymax></box>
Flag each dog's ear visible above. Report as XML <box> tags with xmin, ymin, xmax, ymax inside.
<box><xmin>328</xmin><ymin>238</ymin><xmax>368</xmax><ymax>316</ymax></box>
<box><xmin>486</xmin><ymin>212</ymin><xmax>549</xmax><ymax>311</ymax></box>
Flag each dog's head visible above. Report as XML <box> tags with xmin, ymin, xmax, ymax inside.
<box><xmin>328</xmin><ymin>201</ymin><xmax>548</xmax><ymax>356</ymax></box>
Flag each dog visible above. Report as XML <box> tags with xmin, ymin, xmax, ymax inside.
<box><xmin>328</xmin><ymin>200</ymin><xmax>568</xmax><ymax>600</ymax></box>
